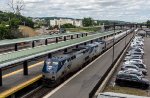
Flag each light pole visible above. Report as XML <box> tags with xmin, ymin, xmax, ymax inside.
<box><xmin>125</xmin><ymin>24</ymin><xmax>127</xmax><ymax>46</ymax></box>
<box><xmin>112</xmin><ymin>23</ymin><xmax>115</xmax><ymax>64</ymax></box>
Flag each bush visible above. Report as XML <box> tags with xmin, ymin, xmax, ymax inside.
<box><xmin>60</xmin><ymin>23</ymin><xmax>76</xmax><ymax>28</ymax></box>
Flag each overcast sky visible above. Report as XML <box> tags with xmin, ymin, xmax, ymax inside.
<box><xmin>0</xmin><ymin>0</ymin><xmax>150</xmax><ymax>22</ymax></box>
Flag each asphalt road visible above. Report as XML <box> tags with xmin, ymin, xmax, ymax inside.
<box><xmin>45</xmin><ymin>33</ymin><xmax>133</xmax><ymax>98</ymax></box>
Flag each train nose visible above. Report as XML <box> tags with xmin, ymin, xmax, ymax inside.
<box><xmin>43</xmin><ymin>71</ymin><xmax>56</xmax><ymax>80</ymax></box>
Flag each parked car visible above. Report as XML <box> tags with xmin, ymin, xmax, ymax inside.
<box><xmin>118</xmin><ymin>70</ymin><xmax>144</xmax><ymax>78</ymax></box>
<box><xmin>115</xmin><ymin>72</ymin><xmax>149</xmax><ymax>89</ymax></box>
<box><xmin>124</xmin><ymin>61</ymin><xmax>147</xmax><ymax>69</ymax></box>
<box><xmin>128</xmin><ymin>59</ymin><xmax>143</xmax><ymax>63</ymax></box>
<box><xmin>129</xmin><ymin>50</ymin><xmax>144</xmax><ymax>55</ymax></box>
<box><xmin>131</xmin><ymin>49</ymin><xmax>144</xmax><ymax>54</ymax></box>
<box><xmin>122</xmin><ymin>64</ymin><xmax>147</xmax><ymax>75</ymax></box>
<box><xmin>124</xmin><ymin>55</ymin><xmax>142</xmax><ymax>61</ymax></box>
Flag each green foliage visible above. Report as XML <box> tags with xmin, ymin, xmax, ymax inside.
<box><xmin>0</xmin><ymin>24</ymin><xmax>13</xmax><ymax>40</ymax></box>
<box><xmin>82</xmin><ymin>17</ymin><xmax>94</xmax><ymax>27</ymax></box>
<box><xmin>10</xmin><ymin>18</ymin><xmax>21</xmax><ymax>28</ymax></box>
<box><xmin>0</xmin><ymin>11</ymin><xmax>34</xmax><ymax>39</ymax></box>
<box><xmin>60</xmin><ymin>23</ymin><xmax>76</xmax><ymax>28</ymax></box>
<box><xmin>0</xmin><ymin>11</ymin><xmax>34</xmax><ymax>28</ymax></box>
<box><xmin>146</xmin><ymin>20</ymin><xmax>150</xmax><ymax>28</ymax></box>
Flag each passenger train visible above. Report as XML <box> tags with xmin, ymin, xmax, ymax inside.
<box><xmin>42</xmin><ymin>30</ymin><xmax>132</xmax><ymax>86</ymax></box>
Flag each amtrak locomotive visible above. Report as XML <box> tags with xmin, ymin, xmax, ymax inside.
<box><xmin>42</xmin><ymin>30</ymin><xmax>132</xmax><ymax>86</ymax></box>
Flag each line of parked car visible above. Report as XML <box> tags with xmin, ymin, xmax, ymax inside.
<box><xmin>115</xmin><ymin>35</ymin><xmax>150</xmax><ymax>89</ymax></box>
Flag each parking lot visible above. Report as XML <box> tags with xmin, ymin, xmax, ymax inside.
<box><xmin>104</xmin><ymin>36</ymin><xmax>150</xmax><ymax>97</ymax></box>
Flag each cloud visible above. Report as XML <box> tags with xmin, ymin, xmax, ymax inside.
<box><xmin>1</xmin><ymin>0</ymin><xmax>150</xmax><ymax>22</ymax></box>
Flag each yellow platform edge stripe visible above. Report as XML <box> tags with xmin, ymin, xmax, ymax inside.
<box><xmin>3</xmin><ymin>61</ymin><xmax>44</xmax><ymax>79</ymax></box>
<box><xmin>0</xmin><ymin>75</ymin><xmax>42</xmax><ymax>98</ymax></box>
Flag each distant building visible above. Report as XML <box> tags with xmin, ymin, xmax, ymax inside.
<box><xmin>50</xmin><ymin>18</ymin><xmax>82</xmax><ymax>27</ymax></box>
<box><xmin>73</xmin><ymin>19</ymin><xmax>83</xmax><ymax>27</ymax></box>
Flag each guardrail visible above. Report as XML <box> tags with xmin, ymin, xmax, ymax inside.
<box><xmin>89</xmin><ymin>29</ymin><xmax>135</xmax><ymax>98</ymax></box>
<box><xmin>0</xmin><ymin>30</ymin><xmax>123</xmax><ymax>86</ymax></box>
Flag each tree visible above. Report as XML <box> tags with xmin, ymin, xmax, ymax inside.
<box><xmin>8</xmin><ymin>0</ymin><xmax>25</xmax><ymax>15</ymax></box>
<box><xmin>0</xmin><ymin>24</ymin><xmax>13</xmax><ymax>40</ymax></box>
<box><xmin>147</xmin><ymin>20</ymin><xmax>150</xmax><ymax>28</ymax></box>
<box><xmin>60</xmin><ymin>23</ymin><xmax>76</xmax><ymax>28</ymax></box>
<box><xmin>82</xmin><ymin>17</ymin><xmax>94</xmax><ymax>27</ymax></box>
<box><xmin>10</xmin><ymin>18</ymin><xmax>21</xmax><ymax>28</ymax></box>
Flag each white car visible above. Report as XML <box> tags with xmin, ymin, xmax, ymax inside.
<box><xmin>122</xmin><ymin>64</ymin><xmax>147</xmax><ymax>75</ymax></box>
<box><xmin>118</xmin><ymin>70</ymin><xmax>144</xmax><ymax>78</ymax></box>
<box><xmin>124</xmin><ymin>61</ymin><xmax>147</xmax><ymax>69</ymax></box>
<box><xmin>126</xmin><ymin>59</ymin><xmax>143</xmax><ymax>63</ymax></box>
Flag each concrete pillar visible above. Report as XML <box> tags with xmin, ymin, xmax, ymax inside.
<box><xmin>23</xmin><ymin>60</ymin><xmax>28</xmax><ymax>75</ymax></box>
<box><xmin>56</xmin><ymin>37</ymin><xmax>58</xmax><ymax>43</ymax></box>
<box><xmin>64</xmin><ymin>36</ymin><xmax>67</xmax><ymax>41</ymax></box>
<box><xmin>82</xmin><ymin>34</ymin><xmax>84</xmax><ymax>37</ymax></box>
<box><xmin>71</xmin><ymin>35</ymin><xmax>74</xmax><ymax>39</ymax></box>
<box><xmin>77</xmin><ymin>34</ymin><xmax>79</xmax><ymax>38</ymax></box>
<box><xmin>45</xmin><ymin>39</ymin><xmax>48</xmax><ymax>45</ymax></box>
<box><xmin>48</xmin><ymin>53</ymin><xmax>52</xmax><ymax>58</ymax></box>
<box><xmin>32</xmin><ymin>41</ymin><xmax>35</xmax><ymax>47</ymax></box>
<box><xmin>15</xmin><ymin>43</ymin><xmax>18</xmax><ymax>51</ymax></box>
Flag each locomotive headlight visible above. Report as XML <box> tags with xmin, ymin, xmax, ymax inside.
<box><xmin>46</xmin><ymin>61</ymin><xmax>51</xmax><ymax>65</ymax></box>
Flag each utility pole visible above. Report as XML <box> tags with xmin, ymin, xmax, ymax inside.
<box><xmin>112</xmin><ymin>23</ymin><xmax>115</xmax><ymax>64</ymax></box>
<box><xmin>125</xmin><ymin>24</ymin><xmax>127</xmax><ymax>46</ymax></box>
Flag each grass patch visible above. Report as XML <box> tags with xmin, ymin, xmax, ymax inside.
<box><xmin>104</xmin><ymin>85</ymin><xmax>149</xmax><ymax>96</ymax></box>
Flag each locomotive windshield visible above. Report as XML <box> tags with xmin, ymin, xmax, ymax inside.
<box><xmin>52</xmin><ymin>61</ymin><xmax>59</xmax><ymax>65</ymax></box>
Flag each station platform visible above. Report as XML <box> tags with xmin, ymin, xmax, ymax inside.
<box><xmin>0</xmin><ymin>62</ymin><xmax>43</xmax><ymax>98</ymax></box>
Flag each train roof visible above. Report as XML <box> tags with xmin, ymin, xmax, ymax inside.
<box><xmin>50</xmin><ymin>55</ymin><xmax>70</xmax><ymax>62</ymax></box>
<box><xmin>64</xmin><ymin>47</ymin><xmax>87</xmax><ymax>55</ymax></box>
<box><xmin>86</xmin><ymin>43</ymin><xmax>98</xmax><ymax>47</ymax></box>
